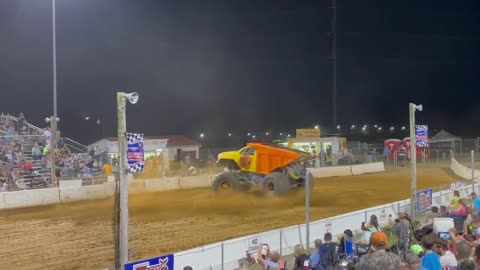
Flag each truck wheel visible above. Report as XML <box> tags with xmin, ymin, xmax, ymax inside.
<box><xmin>212</xmin><ymin>172</ymin><xmax>242</xmax><ymax>192</ymax></box>
<box><xmin>263</xmin><ymin>172</ymin><xmax>289</xmax><ymax>196</ymax></box>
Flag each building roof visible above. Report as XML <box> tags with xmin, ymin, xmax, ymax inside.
<box><xmin>430</xmin><ymin>129</ymin><xmax>461</xmax><ymax>143</ymax></box>
<box><xmin>103</xmin><ymin>135</ymin><xmax>202</xmax><ymax>147</ymax></box>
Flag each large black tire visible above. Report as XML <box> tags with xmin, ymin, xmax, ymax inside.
<box><xmin>212</xmin><ymin>172</ymin><xmax>243</xmax><ymax>193</ymax></box>
<box><xmin>262</xmin><ymin>172</ymin><xmax>290</xmax><ymax>196</ymax></box>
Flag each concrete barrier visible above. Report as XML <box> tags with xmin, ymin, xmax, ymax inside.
<box><xmin>60</xmin><ymin>185</ymin><xmax>110</xmax><ymax>202</ymax></box>
<box><xmin>128</xmin><ymin>180</ymin><xmax>147</xmax><ymax>194</ymax></box>
<box><xmin>351</xmin><ymin>162</ymin><xmax>385</xmax><ymax>175</ymax></box>
<box><xmin>144</xmin><ymin>177</ymin><xmax>180</xmax><ymax>191</ymax></box>
<box><xmin>450</xmin><ymin>158</ymin><xmax>480</xmax><ymax>180</ymax></box>
<box><xmin>59</xmin><ymin>179</ymin><xmax>82</xmax><ymax>188</ymax></box>
<box><xmin>3</xmin><ymin>188</ymin><xmax>60</xmax><ymax>209</ymax></box>
<box><xmin>309</xmin><ymin>166</ymin><xmax>352</xmax><ymax>178</ymax></box>
<box><xmin>178</xmin><ymin>176</ymin><xmax>211</xmax><ymax>189</ymax></box>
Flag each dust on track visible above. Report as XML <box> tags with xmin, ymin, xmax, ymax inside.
<box><xmin>0</xmin><ymin>167</ymin><xmax>457</xmax><ymax>270</ymax></box>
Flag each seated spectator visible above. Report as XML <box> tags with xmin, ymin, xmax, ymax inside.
<box><xmin>356</xmin><ymin>222</ymin><xmax>372</xmax><ymax>254</ymax></box>
<box><xmin>31</xmin><ymin>143</ymin><xmax>42</xmax><ymax>160</ymax></box>
<box><xmin>337</xmin><ymin>229</ymin><xmax>354</xmax><ymax>255</ymax></box>
<box><xmin>18</xmin><ymin>160</ymin><xmax>33</xmax><ymax>172</ymax></box>
<box><xmin>356</xmin><ymin>232</ymin><xmax>401</xmax><ymax>270</ymax></box>
<box><xmin>421</xmin><ymin>234</ymin><xmax>441</xmax><ymax>270</ymax></box>
<box><xmin>421</xmin><ymin>206</ymin><xmax>440</xmax><ymax>235</ymax></box>
<box><xmin>440</xmin><ymin>205</ymin><xmax>449</xmax><ymax>217</ymax></box>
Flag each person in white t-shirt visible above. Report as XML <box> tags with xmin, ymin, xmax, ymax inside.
<box><xmin>435</xmin><ymin>239</ymin><xmax>458</xmax><ymax>269</ymax></box>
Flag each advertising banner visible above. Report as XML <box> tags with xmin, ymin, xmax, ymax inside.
<box><xmin>124</xmin><ymin>254</ymin><xmax>174</xmax><ymax>270</ymax></box>
<box><xmin>127</xmin><ymin>133</ymin><xmax>144</xmax><ymax>173</ymax></box>
<box><xmin>416</xmin><ymin>189</ymin><xmax>433</xmax><ymax>213</ymax></box>
<box><xmin>416</xmin><ymin>125</ymin><xmax>429</xmax><ymax>148</ymax></box>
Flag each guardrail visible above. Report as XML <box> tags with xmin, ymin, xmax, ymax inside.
<box><xmin>172</xmin><ymin>183</ymin><xmax>476</xmax><ymax>270</ymax></box>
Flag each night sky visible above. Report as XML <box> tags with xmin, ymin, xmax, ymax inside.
<box><xmin>0</xmin><ymin>0</ymin><xmax>479</xmax><ymax>144</ymax></box>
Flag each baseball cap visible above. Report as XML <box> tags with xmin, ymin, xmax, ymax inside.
<box><xmin>371</xmin><ymin>232</ymin><xmax>388</xmax><ymax>247</ymax></box>
<box><xmin>409</xmin><ymin>244</ymin><xmax>424</xmax><ymax>255</ymax></box>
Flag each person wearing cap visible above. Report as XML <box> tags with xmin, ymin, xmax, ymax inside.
<box><xmin>356</xmin><ymin>232</ymin><xmax>401</xmax><ymax>270</ymax></box>
<box><xmin>421</xmin><ymin>234</ymin><xmax>441</xmax><ymax>270</ymax></box>
<box><xmin>410</xmin><ymin>244</ymin><xmax>425</xmax><ymax>258</ymax></box>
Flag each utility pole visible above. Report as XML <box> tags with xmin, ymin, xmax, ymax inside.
<box><xmin>331</xmin><ymin>0</ymin><xmax>337</xmax><ymax>126</ymax></box>
<box><xmin>116</xmin><ymin>92</ymin><xmax>139</xmax><ymax>268</ymax></box>
<box><xmin>409</xmin><ymin>103</ymin><xmax>423</xmax><ymax>221</ymax></box>
<box><xmin>51</xmin><ymin>0</ymin><xmax>58</xmax><ymax>187</ymax></box>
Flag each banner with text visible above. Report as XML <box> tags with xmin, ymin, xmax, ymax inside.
<box><xmin>124</xmin><ymin>254</ymin><xmax>174</xmax><ymax>270</ymax></box>
<box><xmin>127</xmin><ymin>133</ymin><xmax>144</xmax><ymax>173</ymax></box>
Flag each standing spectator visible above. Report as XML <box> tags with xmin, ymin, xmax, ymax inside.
<box><xmin>316</xmin><ymin>232</ymin><xmax>337</xmax><ymax>270</ymax></box>
<box><xmin>256</xmin><ymin>242</ymin><xmax>281</xmax><ymax>270</ymax></box>
<box><xmin>472</xmin><ymin>192</ymin><xmax>480</xmax><ymax>216</ymax></box>
<box><xmin>337</xmin><ymin>229</ymin><xmax>354</xmax><ymax>255</ymax></box>
<box><xmin>440</xmin><ymin>206</ymin><xmax>449</xmax><ymax>217</ymax></box>
<box><xmin>356</xmin><ymin>232</ymin><xmax>401</xmax><ymax>270</ymax></box>
<box><xmin>394</xmin><ymin>212</ymin><xmax>410</xmax><ymax>251</ymax></box>
<box><xmin>103</xmin><ymin>163</ymin><xmax>113</xmax><ymax>176</ymax></box>
<box><xmin>402</xmin><ymin>253</ymin><xmax>427</xmax><ymax>270</ymax></box>
<box><xmin>292</xmin><ymin>244</ymin><xmax>309</xmax><ymax>270</ymax></box>
<box><xmin>183</xmin><ymin>267</ymin><xmax>193</xmax><ymax>270</ymax></box>
<box><xmin>309</xmin><ymin>239</ymin><xmax>323</xmax><ymax>269</ymax></box>
<box><xmin>5</xmin><ymin>127</ymin><xmax>14</xmax><ymax>141</ymax></box>
<box><xmin>435</xmin><ymin>239</ymin><xmax>457</xmax><ymax>269</ymax></box>
<box><xmin>455</xmin><ymin>241</ymin><xmax>473</xmax><ymax>267</ymax></box>
<box><xmin>421</xmin><ymin>234</ymin><xmax>441</xmax><ymax>270</ymax></box>
<box><xmin>451</xmin><ymin>191</ymin><xmax>461</xmax><ymax>211</ymax></box>
<box><xmin>368</xmin><ymin>215</ymin><xmax>381</xmax><ymax>233</ymax></box>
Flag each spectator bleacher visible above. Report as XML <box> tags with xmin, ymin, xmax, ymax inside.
<box><xmin>0</xmin><ymin>112</ymin><xmax>105</xmax><ymax>191</ymax></box>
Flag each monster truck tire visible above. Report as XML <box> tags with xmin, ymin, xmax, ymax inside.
<box><xmin>263</xmin><ymin>172</ymin><xmax>290</xmax><ymax>196</ymax></box>
<box><xmin>212</xmin><ymin>172</ymin><xmax>243</xmax><ymax>193</ymax></box>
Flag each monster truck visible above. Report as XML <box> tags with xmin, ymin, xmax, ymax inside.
<box><xmin>213</xmin><ymin>143</ymin><xmax>314</xmax><ymax>196</ymax></box>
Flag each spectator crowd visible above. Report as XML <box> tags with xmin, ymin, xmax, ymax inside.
<box><xmin>0</xmin><ymin>112</ymin><xmax>109</xmax><ymax>191</ymax></box>
<box><xmin>238</xmin><ymin>190</ymin><xmax>480</xmax><ymax>270</ymax></box>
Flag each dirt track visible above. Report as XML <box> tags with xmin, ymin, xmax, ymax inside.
<box><xmin>0</xmin><ymin>167</ymin><xmax>458</xmax><ymax>270</ymax></box>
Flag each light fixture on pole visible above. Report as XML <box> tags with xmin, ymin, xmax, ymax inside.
<box><xmin>409</xmin><ymin>103</ymin><xmax>423</xmax><ymax>221</ymax></box>
<box><xmin>45</xmin><ymin>116</ymin><xmax>60</xmax><ymax>187</ymax></box>
<box><xmin>116</xmin><ymin>91</ymin><xmax>139</xmax><ymax>268</ymax></box>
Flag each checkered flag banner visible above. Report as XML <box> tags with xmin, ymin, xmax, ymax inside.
<box><xmin>126</xmin><ymin>133</ymin><xmax>144</xmax><ymax>144</ymax></box>
<box><xmin>126</xmin><ymin>133</ymin><xmax>145</xmax><ymax>173</ymax></box>
<box><xmin>416</xmin><ymin>125</ymin><xmax>429</xmax><ymax>148</ymax></box>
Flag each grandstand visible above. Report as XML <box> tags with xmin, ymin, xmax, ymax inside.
<box><xmin>0</xmin><ymin>113</ymin><xmax>105</xmax><ymax>191</ymax></box>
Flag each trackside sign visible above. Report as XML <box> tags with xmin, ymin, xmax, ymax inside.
<box><xmin>124</xmin><ymin>254</ymin><xmax>174</xmax><ymax>270</ymax></box>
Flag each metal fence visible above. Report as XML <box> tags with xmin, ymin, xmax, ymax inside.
<box><xmin>171</xmin><ymin>182</ymin><xmax>477</xmax><ymax>270</ymax></box>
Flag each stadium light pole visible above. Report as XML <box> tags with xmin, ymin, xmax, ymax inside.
<box><xmin>409</xmin><ymin>103</ymin><xmax>422</xmax><ymax>221</ymax></box>
<box><xmin>50</xmin><ymin>0</ymin><xmax>59</xmax><ymax>187</ymax></box>
<box><xmin>305</xmin><ymin>170</ymin><xmax>311</xmax><ymax>251</ymax></box>
<box><xmin>117</xmin><ymin>91</ymin><xmax>139</xmax><ymax>268</ymax></box>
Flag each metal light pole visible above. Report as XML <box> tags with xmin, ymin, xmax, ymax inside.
<box><xmin>116</xmin><ymin>92</ymin><xmax>139</xmax><ymax>268</ymax></box>
<box><xmin>305</xmin><ymin>170</ymin><xmax>311</xmax><ymax>251</ymax></box>
<box><xmin>51</xmin><ymin>0</ymin><xmax>59</xmax><ymax>187</ymax></box>
<box><xmin>409</xmin><ymin>103</ymin><xmax>423</xmax><ymax>221</ymax></box>
<box><xmin>472</xmin><ymin>150</ymin><xmax>475</xmax><ymax>193</ymax></box>
<box><xmin>46</xmin><ymin>117</ymin><xmax>59</xmax><ymax>187</ymax></box>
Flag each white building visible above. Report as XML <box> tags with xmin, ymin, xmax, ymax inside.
<box><xmin>89</xmin><ymin>135</ymin><xmax>202</xmax><ymax>170</ymax></box>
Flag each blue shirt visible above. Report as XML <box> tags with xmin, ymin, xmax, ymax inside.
<box><xmin>474</xmin><ymin>197</ymin><xmax>480</xmax><ymax>210</ymax></box>
<box><xmin>310</xmin><ymin>252</ymin><xmax>320</xmax><ymax>266</ymax></box>
<box><xmin>422</xmin><ymin>252</ymin><xmax>441</xmax><ymax>270</ymax></box>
